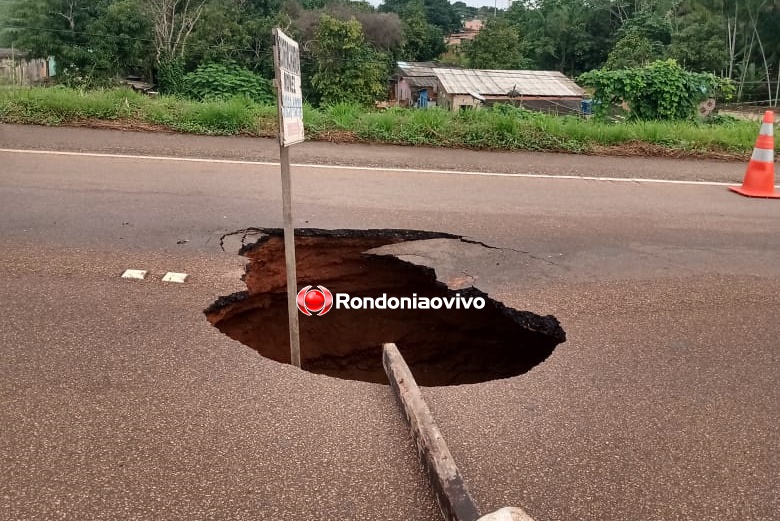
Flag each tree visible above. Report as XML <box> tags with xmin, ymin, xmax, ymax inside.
<box><xmin>184</xmin><ymin>1</ymin><xmax>281</xmax><ymax>77</ymax></box>
<box><xmin>465</xmin><ymin>18</ymin><xmax>528</xmax><ymax>69</ymax></box>
<box><xmin>603</xmin><ymin>7</ymin><xmax>671</xmax><ymax>70</ymax></box>
<box><xmin>618</xmin><ymin>8</ymin><xmax>671</xmax><ymax>47</ymax></box>
<box><xmin>515</xmin><ymin>0</ymin><xmax>599</xmax><ymax>75</ymax></box>
<box><xmin>142</xmin><ymin>0</ymin><xmax>207</xmax><ymax>64</ymax></box>
<box><xmin>244</xmin><ymin>0</ymin><xmax>283</xmax><ymax>17</ymax></box>
<box><xmin>380</xmin><ymin>0</ymin><xmax>460</xmax><ymax>33</ymax></box>
<box><xmin>451</xmin><ymin>1</ymin><xmax>477</xmax><ymax>22</ymax></box>
<box><xmin>605</xmin><ymin>26</ymin><xmax>662</xmax><ymax>69</ymax></box>
<box><xmin>7</xmin><ymin>0</ymin><xmax>153</xmax><ymax>84</ymax></box>
<box><xmin>89</xmin><ymin>0</ymin><xmax>154</xmax><ymax>76</ymax></box>
<box><xmin>291</xmin><ymin>2</ymin><xmax>404</xmax><ymax>52</ymax></box>
<box><xmin>0</xmin><ymin>0</ymin><xmax>20</xmax><ymax>46</ymax></box>
<box><xmin>8</xmin><ymin>0</ymin><xmax>105</xmax><ymax>69</ymax></box>
<box><xmin>667</xmin><ymin>5</ymin><xmax>727</xmax><ymax>73</ymax></box>
<box><xmin>185</xmin><ymin>2</ymin><xmax>249</xmax><ymax>68</ymax></box>
<box><xmin>141</xmin><ymin>0</ymin><xmax>208</xmax><ymax>92</ymax></box>
<box><xmin>398</xmin><ymin>0</ymin><xmax>445</xmax><ymax>61</ymax></box>
<box><xmin>310</xmin><ymin>14</ymin><xmax>389</xmax><ymax>105</ymax></box>
<box><xmin>325</xmin><ymin>3</ymin><xmax>404</xmax><ymax>51</ymax></box>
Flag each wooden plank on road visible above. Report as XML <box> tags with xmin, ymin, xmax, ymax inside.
<box><xmin>382</xmin><ymin>343</ymin><xmax>482</xmax><ymax>521</ymax></box>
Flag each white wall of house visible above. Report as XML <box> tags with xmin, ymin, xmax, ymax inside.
<box><xmin>440</xmin><ymin>93</ymin><xmax>482</xmax><ymax>111</ymax></box>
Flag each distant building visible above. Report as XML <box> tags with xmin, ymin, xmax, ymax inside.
<box><xmin>446</xmin><ymin>19</ymin><xmax>483</xmax><ymax>46</ymax></box>
<box><xmin>463</xmin><ymin>19</ymin><xmax>484</xmax><ymax>31</ymax></box>
<box><xmin>0</xmin><ymin>48</ymin><xmax>52</xmax><ymax>85</ymax></box>
<box><xmin>433</xmin><ymin>68</ymin><xmax>585</xmax><ymax>113</ymax></box>
<box><xmin>390</xmin><ymin>62</ymin><xmax>586</xmax><ymax>114</ymax></box>
<box><xmin>392</xmin><ymin>61</ymin><xmax>452</xmax><ymax>108</ymax></box>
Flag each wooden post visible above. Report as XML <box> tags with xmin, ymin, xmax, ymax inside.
<box><xmin>279</xmin><ymin>144</ymin><xmax>301</xmax><ymax>367</ymax></box>
<box><xmin>273</xmin><ymin>28</ymin><xmax>304</xmax><ymax>368</ymax></box>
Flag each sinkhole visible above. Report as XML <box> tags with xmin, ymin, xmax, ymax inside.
<box><xmin>206</xmin><ymin>228</ymin><xmax>566</xmax><ymax>386</ymax></box>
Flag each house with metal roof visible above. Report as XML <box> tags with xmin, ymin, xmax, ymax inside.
<box><xmin>433</xmin><ymin>68</ymin><xmax>586</xmax><ymax>114</ymax></box>
<box><xmin>392</xmin><ymin>61</ymin><xmax>455</xmax><ymax>108</ymax></box>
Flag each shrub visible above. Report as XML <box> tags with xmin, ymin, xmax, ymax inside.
<box><xmin>579</xmin><ymin>59</ymin><xmax>735</xmax><ymax>121</ymax></box>
<box><xmin>182</xmin><ymin>63</ymin><xmax>274</xmax><ymax>104</ymax></box>
<box><xmin>156</xmin><ymin>58</ymin><xmax>186</xmax><ymax>95</ymax></box>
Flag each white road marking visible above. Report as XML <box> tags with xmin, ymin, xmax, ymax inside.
<box><xmin>2</xmin><ymin>147</ymin><xmax>773</xmax><ymax>188</ymax></box>
<box><xmin>161</xmin><ymin>272</ymin><xmax>188</xmax><ymax>283</ymax></box>
<box><xmin>121</xmin><ymin>269</ymin><xmax>147</xmax><ymax>280</ymax></box>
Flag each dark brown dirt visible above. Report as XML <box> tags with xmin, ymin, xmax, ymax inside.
<box><xmin>205</xmin><ymin>229</ymin><xmax>566</xmax><ymax>386</ymax></box>
<box><xmin>591</xmin><ymin>141</ymin><xmax>749</xmax><ymax>161</ymax></box>
<box><xmin>53</xmin><ymin>118</ymin><xmax>179</xmax><ymax>134</ymax></box>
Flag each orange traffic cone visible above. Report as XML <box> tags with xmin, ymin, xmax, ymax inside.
<box><xmin>729</xmin><ymin>110</ymin><xmax>779</xmax><ymax>198</ymax></box>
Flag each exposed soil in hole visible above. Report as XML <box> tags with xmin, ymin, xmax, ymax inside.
<box><xmin>206</xmin><ymin>229</ymin><xmax>566</xmax><ymax>386</ymax></box>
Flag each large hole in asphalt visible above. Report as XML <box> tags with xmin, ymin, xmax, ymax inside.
<box><xmin>206</xmin><ymin>229</ymin><xmax>566</xmax><ymax>386</ymax></box>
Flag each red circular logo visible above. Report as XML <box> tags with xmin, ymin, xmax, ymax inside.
<box><xmin>296</xmin><ymin>285</ymin><xmax>333</xmax><ymax>316</ymax></box>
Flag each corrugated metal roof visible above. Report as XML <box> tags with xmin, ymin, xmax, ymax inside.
<box><xmin>397</xmin><ymin>61</ymin><xmax>440</xmax><ymax>78</ymax></box>
<box><xmin>0</xmin><ymin>48</ymin><xmax>28</xmax><ymax>59</ymax></box>
<box><xmin>434</xmin><ymin>68</ymin><xmax>584</xmax><ymax>98</ymax></box>
<box><xmin>396</xmin><ymin>62</ymin><xmax>443</xmax><ymax>89</ymax></box>
<box><xmin>406</xmin><ymin>76</ymin><xmax>437</xmax><ymax>88</ymax></box>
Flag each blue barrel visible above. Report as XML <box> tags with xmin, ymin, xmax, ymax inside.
<box><xmin>418</xmin><ymin>89</ymin><xmax>429</xmax><ymax>108</ymax></box>
<box><xmin>581</xmin><ymin>99</ymin><xmax>593</xmax><ymax>115</ymax></box>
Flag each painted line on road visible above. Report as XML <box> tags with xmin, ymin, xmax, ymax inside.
<box><xmin>121</xmin><ymin>268</ymin><xmax>189</xmax><ymax>283</ymax></box>
<box><xmin>121</xmin><ymin>269</ymin><xmax>148</xmax><ymax>280</ymax></box>
<box><xmin>2</xmin><ymin>147</ymin><xmax>771</xmax><ymax>188</ymax></box>
<box><xmin>162</xmin><ymin>272</ymin><xmax>188</xmax><ymax>283</ymax></box>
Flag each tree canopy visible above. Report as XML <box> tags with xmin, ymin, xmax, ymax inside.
<box><xmin>464</xmin><ymin>18</ymin><xmax>528</xmax><ymax>70</ymax></box>
<box><xmin>3</xmin><ymin>0</ymin><xmax>779</xmax><ymax>105</ymax></box>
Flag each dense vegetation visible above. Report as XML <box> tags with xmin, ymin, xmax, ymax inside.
<box><xmin>1</xmin><ymin>0</ymin><xmax>778</xmax><ymax>106</ymax></box>
<box><xmin>0</xmin><ymin>86</ymin><xmax>767</xmax><ymax>157</ymax></box>
<box><xmin>0</xmin><ymin>0</ymin><xmax>777</xmax><ymax>158</ymax></box>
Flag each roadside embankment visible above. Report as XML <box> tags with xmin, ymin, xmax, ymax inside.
<box><xmin>1</xmin><ymin>87</ymin><xmax>774</xmax><ymax>160</ymax></box>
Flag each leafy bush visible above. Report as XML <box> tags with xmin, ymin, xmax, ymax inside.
<box><xmin>156</xmin><ymin>58</ymin><xmax>186</xmax><ymax>95</ymax></box>
<box><xmin>579</xmin><ymin>59</ymin><xmax>735</xmax><ymax>121</ymax></box>
<box><xmin>182</xmin><ymin>63</ymin><xmax>274</xmax><ymax>104</ymax></box>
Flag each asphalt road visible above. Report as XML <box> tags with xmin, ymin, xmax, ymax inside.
<box><xmin>0</xmin><ymin>123</ymin><xmax>760</xmax><ymax>182</ymax></box>
<box><xmin>1</xmin><ymin>126</ymin><xmax>778</xmax><ymax>521</ymax></box>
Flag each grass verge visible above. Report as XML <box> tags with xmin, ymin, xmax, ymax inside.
<box><xmin>0</xmin><ymin>86</ymin><xmax>772</xmax><ymax>159</ymax></box>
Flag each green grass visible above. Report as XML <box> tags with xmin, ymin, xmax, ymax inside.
<box><xmin>0</xmin><ymin>86</ymin><xmax>772</xmax><ymax>157</ymax></box>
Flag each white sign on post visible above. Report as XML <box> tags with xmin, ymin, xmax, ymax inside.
<box><xmin>272</xmin><ymin>27</ymin><xmax>304</xmax><ymax>369</ymax></box>
<box><xmin>273</xmin><ymin>28</ymin><xmax>304</xmax><ymax>147</ymax></box>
